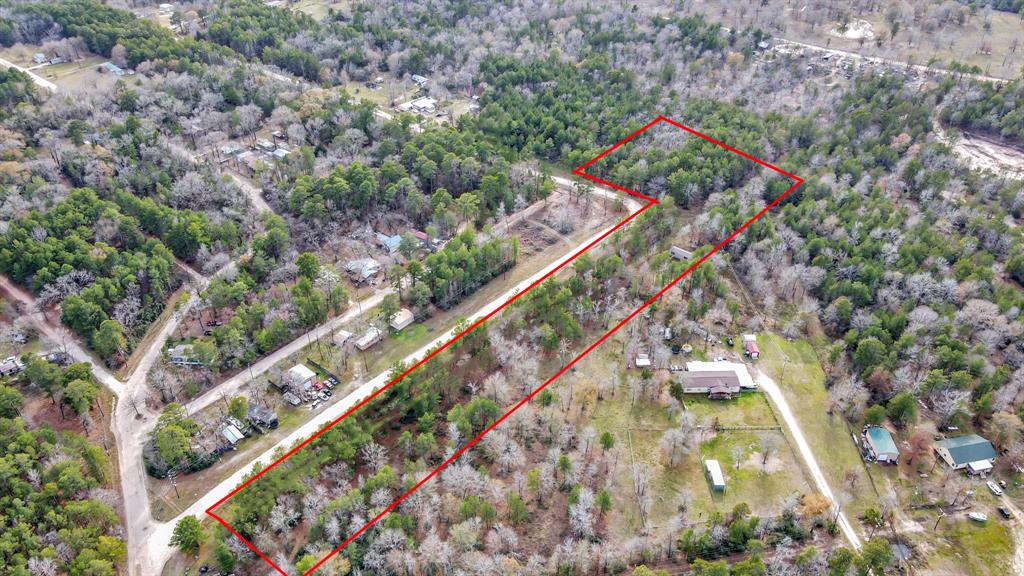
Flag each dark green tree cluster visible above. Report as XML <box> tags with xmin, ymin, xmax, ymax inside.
<box><xmin>941</xmin><ymin>79</ymin><xmax>1024</xmax><ymax>144</ymax></box>
<box><xmin>0</xmin><ymin>189</ymin><xmax>180</xmax><ymax>353</ymax></box>
<box><xmin>0</xmin><ymin>68</ymin><xmax>36</xmax><ymax>119</ymax></box>
<box><xmin>2</xmin><ymin>0</ymin><xmax>231</xmax><ymax>68</ymax></box>
<box><xmin>0</xmin><ymin>416</ymin><xmax>125</xmax><ymax>576</ymax></box>
<box><xmin>203</xmin><ymin>0</ymin><xmax>320</xmax><ymax>79</ymax></box>
<box><xmin>421</xmin><ymin>230</ymin><xmax>518</xmax><ymax>309</ymax></box>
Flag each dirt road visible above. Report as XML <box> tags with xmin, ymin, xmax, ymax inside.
<box><xmin>756</xmin><ymin>370</ymin><xmax>863</xmax><ymax>550</ymax></box>
<box><xmin>0</xmin><ymin>276</ymin><xmax>123</xmax><ymax>393</ymax></box>
<box><xmin>775</xmin><ymin>38</ymin><xmax>1010</xmax><ymax>85</ymax></box>
<box><xmin>136</xmin><ymin>177</ymin><xmax>645</xmax><ymax>573</ymax></box>
<box><xmin>227</xmin><ymin>172</ymin><xmax>273</xmax><ymax>215</ymax></box>
<box><xmin>0</xmin><ymin>56</ymin><xmax>59</xmax><ymax>92</ymax></box>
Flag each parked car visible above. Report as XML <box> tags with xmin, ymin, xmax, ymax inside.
<box><xmin>727</xmin><ymin>336</ymin><xmax>735</xmax><ymax>346</ymax></box>
<box><xmin>669</xmin><ymin>364</ymin><xmax>684</xmax><ymax>372</ymax></box>
<box><xmin>310</xmin><ymin>399</ymin><xmax>324</xmax><ymax>410</ymax></box>
<box><xmin>999</xmin><ymin>506</ymin><xmax>1012</xmax><ymax>519</ymax></box>
<box><xmin>328</xmin><ymin>377</ymin><xmax>339</xmax><ymax>385</ymax></box>
<box><xmin>968</xmin><ymin>512</ymin><xmax>988</xmax><ymax>523</ymax></box>
<box><xmin>323</xmin><ymin>380</ymin><xmax>334</xmax><ymax>389</ymax></box>
<box><xmin>988</xmin><ymin>481</ymin><xmax>1004</xmax><ymax>496</ymax></box>
<box><xmin>318</xmin><ymin>391</ymin><xmax>329</xmax><ymax>401</ymax></box>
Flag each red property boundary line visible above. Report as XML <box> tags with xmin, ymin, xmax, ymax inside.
<box><xmin>206</xmin><ymin>116</ymin><xmax>803</xmax><ymax>576</ymax></box>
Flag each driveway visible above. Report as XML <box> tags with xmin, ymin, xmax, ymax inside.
<box><xmin>757</xmin><ymin>370</ymin><xmax>862</xmax><ymax>549</ymax></box>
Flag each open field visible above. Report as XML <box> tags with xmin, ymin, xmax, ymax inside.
<box><xmin>680</xmin><ymin>0</ymin><xmax>1024</xmax><ymax>79</ymax></box>
<box><xmin>292</xmin><ymin>0</ymin><xmax>348</xmax><ymax>21</ymax></box>
<box><xmin>582</xmin><ymin>347</ymin><xmax>813</xmax><ymax>539</ymax></box>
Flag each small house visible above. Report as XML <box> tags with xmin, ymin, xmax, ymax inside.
<box><xmin>863</xmin><ymin>426</ymin><xmax>900</xmax><ymax>464</ymax></box>
<box><xmin>683</xmin><ymin>361</ymin><xmax>757</xmax><ymax>393</ymax></box>
<box><xmin>101</xmin><ymin>62</ymin><xmax>125</xmax><ymax>76</ymax></box>
<box><xmin>373</xmin><ymin>109</ymin><xmax>394</xmax><ymax>121</ymax></box>
<box><xmin>272</xmin><ymin>147</ymin><xmax>290</xmax><ymax>161</ymax></box>
<box><xmin>248</xmin><ymin>405</ymin><xmax>278</xmax><ymax>429</ymax></box>
<box><xmin>935</xmin><ymin>434</ymin><xmax>997</xmax><ymax>474</ymax></box>
<box><xmin>158</xmin><ymin>3</ymin><xmax>174</xmax><ymax>14</ymax></box>
<box><xmin>669</xmin><ymin>245</ymin><xmax>693</xmax><ymax>260</ymax></box>
<box><xmin>705</xmin><ymin>459</ymin><xmax>726</xmax><ymax>491</ymax></box>
<box><xmin>333</xmin><ymin>329</ymin><xmax>353</xmax><ymax>347</ymax></box>
<box><xmin>411</xmin><ymin>229</ymin><xmax>431</xmax><ymax>246</ymax></box>
<box><xmin>345</xmin><ymin>258</ymin><xmax>382</xmax><ymax>283</ymax></box>
<box><xmin>255</xmin><ymin>138</ymin><xmax>275</xmax><ymax>151</ymax></box>
<box><xmin>286</xmin><ymin>364</ymin><xmax>316</xmax><ymax>392</ymax></box>
<box><xmin>33</xmin><ymin>53</ymin><xmax>47</xmax><ymax>64</ymax></box>
<box><xmin>219</xmin><ymin>143</ymin><xmax>241</xmax><ymax>157</ymax></box>
<box><xmin>390</xmin><ymin>308</ymin><xmax>414</xmax><ymax>331</ymax></box>
<box><xmin>221</xmin><ymin>424</ymin><xmax>245</xmax><ymax>445</ymax></box>
<box><xmin>410</xmin><ymin>97</ymin><xmax>437</xmax><ymax>113</ymax></box>
<box><xmin>0</xmin><ymin>356</ymin><xmax>25</xmax><ymax>377</ymax></box>
<box><xmin>282</xmin><ymin>391</ymin><xmax>301</xmax><ymax>406</ymax></box>
<box><xmin>168</xmin><ymin>344</ymin><xmax>201</xmax><ymax>366</ymax></box>
<box><xmin>235</xmin><ymin>150</ymin><xmax>264</xmax><ymax>176</ymax></box>
<box><xmin>355</xmin><ymin>326</ymin><xmax>384</xmax><ymax>351</ymax></box>
<box><xmin>635</xmin><ymin>353</ymin><xmax>652</xmax><ymax>368</ymax></box>
<box><xmin>742</xmin><ymin>334</ymin><xmax>760</xmax><ymax>359</ymax></box>
<box><xmin>411</xmin><ymin>74</ymin><xmax>428</xmax><ymax>86</ymax></box>
<box><xmin>49</xmin><ymin>57</ymin><xmax>65</xmax><ymax>65</ymax></box>
<box><xmin>376</xmin><ymin>232</ymin><xmax>402</xmax><ymax>253</ymax></box>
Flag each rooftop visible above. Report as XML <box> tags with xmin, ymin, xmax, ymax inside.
<box><xmin>865</xmin><ymin>426</ymin><xmax>898</xmax><ymax>455</ymax></box>
<box><xmin>937</xmin><ymin>434</ymin><xmax>997</xmax><ymax>464</ymax></box>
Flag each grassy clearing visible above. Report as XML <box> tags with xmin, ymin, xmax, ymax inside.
<box><xmin>586</xmin><ymin>367</ymin><xmax>811</xmax><ymax>539</ymax></box>
<box><xmin>925</xmin><ymin>516</ymin><xmax>1014</xmax><ymax>576</ymax></box>
<box><xmin>757</xmin><ymin>333</ymin><xmax>877</xmax><ymax>518</ymax></box>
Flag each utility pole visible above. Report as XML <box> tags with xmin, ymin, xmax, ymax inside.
<box><xmin>169</xmin><ymin>470</ymin><xmax>180</xmax><ymax>499</ymax></box>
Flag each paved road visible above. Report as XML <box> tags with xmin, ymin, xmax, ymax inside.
<box><xmin>756</xmin><ymin>370</ymin><xmax>862</xmax><ymax>550</ymax></box>
<box><xmin>0</xmin><ymin>56</ymin><xmax>59</xmax><ymax>92</ymax></box>
<box><xmin>137</xmin><ymin>177</ymin><xmax>644</xmax><ymax>572</ymax></box>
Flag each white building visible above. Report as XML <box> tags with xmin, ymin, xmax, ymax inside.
<box><xmin>410</xmin><ymin>97</ymin><xmax>437</xmax><ymax>113</ymax></box>
<box><xmin>669</xmin><ymin>245</ymin><xmax>693</xmax><ymax>260</ymax></box>
<box><xmin>635</xmin><ymin>352</ymin><xmax>652</xmax><ymax>368</ymax></box>
<box><xmin>355</xmin><ymin>326</ymin><xmax>384</xmax><ymax>351</ymax></box>
<box><xmin>286</xmin><ymin>364</ymin><xmax>316</xmax><ymax>391</ymax></box>
<box><xmin>705</xmin><ymin>459</ymin><xmax>726</xmax><ymax>491</ymax></box>
<box><xmin>168</xmin><ymin>344</ymin><xmax>201</xmax><ymax>366</ymax></box>
<box><xmin>390</xmin><ymin>308</ymin><xmax>414</xmax><ymax>331</ymax></box>
<box><xmin>333</xmin><ymin>329</ymin><xmax>353</xmax><ymax>347</ymax></box>
<box><xmin>222</xmin><ymin>424</ymin><xmax>245</xmax><ymax>445</ymax></box>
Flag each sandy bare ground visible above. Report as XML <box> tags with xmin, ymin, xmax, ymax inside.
<box><xmin>935</xmin><ymin>123</ymin><xmax>1024</xmax><ymax>181</ymax></box>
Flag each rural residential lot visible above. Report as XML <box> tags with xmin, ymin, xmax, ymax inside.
<box><xmin>2</xmin><ymin>1</ymin><xmax>1024</xmax><ymax>576</ymax></box>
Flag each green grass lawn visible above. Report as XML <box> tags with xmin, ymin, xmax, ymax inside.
<box><xmin>587</xmin><ymin>370</ymin><xmax>811</xmax><ymax>538</ymax></box>
<box><xmin>926</xmin><ymin>516</ymin><xmax>1014</xmax><ymax>576</ymax></box>
<box><xmin>757</xmin><ymin>333</ymin><xmax>878</xmax><ymax>519</ymax></box>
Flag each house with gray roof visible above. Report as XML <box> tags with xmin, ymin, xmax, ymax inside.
<box><xmin>935</xmin><ymin>434</ymin><xmax>997</xmax><ymax>474</ymax></box>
